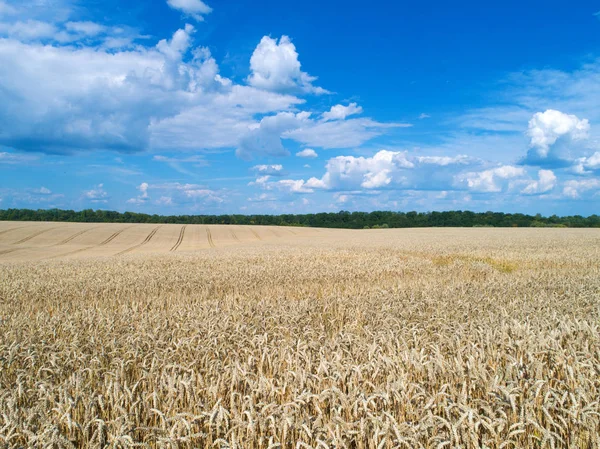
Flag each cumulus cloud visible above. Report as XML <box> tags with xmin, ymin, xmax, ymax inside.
<box><xmin>251</xmin><ymin>164</ymin><xmax>285</xmax><ymax>176</ymax></box>
<box><xmin>322</xmin><ymin>103</ymin><xmax>363</xmax><ymax>121</ymax></box>
<box><xmin>521</xmin><ymin>169</ymin><xmax>557</xmax><ymax>195</ymax></box>
<box><xmin>0</xmin><ymin>20</ymin><xmax>57</xmax><ymax>41</ymax></box>
<box><xmin>156</xmin><ymin>196</ymin><xmax>173</xmax><ymax>206</ymax></box>
<box><xmin>236</xmin><ymin>112</ymin><xmax>306</xmax><ymax>160</ymax></box>
<box><xmin>167</xmin><ymin>0</ymin><xmax>212</xmax><ymax>21</ymax></box>
<box><xmin>455</xmin><ymin>166</ymin><xmax>526</xmax><ymax>193</ymax></box>
<box><xmin>562</xmin><ymin>178</ymin><xmax>600</xmax><ymax>198</ymax></box>
<box><xmin>573</xmin><ymin>152</ymin><xmax>600</xmax><ymax>174</ymax></box>
<box><xmin>83</xmin><ymin>184</ymin><xmax>109</xmax><ymax>203</ymax></box>
<box><xmin>255</xmin><ymin>150</ymin><xmax>474</xmax><ymax>194</ymax></box>
<box><xmin>318</xmin><ymin>151</ymin><xmax>414</xmax><ymax>190</ymax></box>
<box><xmin>128</xmin><ymin>182</ymin><xmax>150</xmax><ymax>204</ymax></box>
<box><xmin>247</xmin><ymin>35</ymin><xmax>327</xmax><ymax>94</ymax></box>
<box><xmin>0</xmin><ymin>10</ymin><xmax>404</xmax><ymax>163</ymax></box>
<box><xmin>236</xmin><ymin>111</ymin><xmax>404</xmax><ymax>160</ymax></box>
<box><xmin>0</xmin><ymin>25</ymin><xmax>224</xmax><ymax>154</ymax></box>
<box><xmin>527</xmin><ymin>109</ymin><xmax>590</xmax><ymax>157</ymax></box>
<box><xmin>151</xmin><ymin>182</ymin><xmax>224</xmax><ymax>204</ymax></box>
<box><xmin>296</xmin><ymin>148</ymin><xmax>318</xmax><ymax>158</ymax></box>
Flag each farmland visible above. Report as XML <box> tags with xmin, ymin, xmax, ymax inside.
<box><xmin>1</xmin><ymin>222</ymin><xmax>599</xmax><ymax>448</ymax></box>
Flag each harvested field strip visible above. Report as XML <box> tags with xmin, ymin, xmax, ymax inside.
<box><xmin>115</xmin><ymin>226</ymin><xmax>161</xmax><ymax>255</ymax></box>
<box><xmin>55</xmin><ymin>227</ymin><xmax>96</xmax><ymax>245</ymax></box>
<box><xmin>13</xmin><ymin>227</ymin><xmax>56</xmax><ymax>244</ymax></box>
<box><xmin>206</xmin><ymin>228</ymin><xmax>215</xmax><ymax>247</ymax></box>
<box><xmin>170</xmin><ymin>225</ymin><xmax>187</xmax><ymax>252</ymax></box>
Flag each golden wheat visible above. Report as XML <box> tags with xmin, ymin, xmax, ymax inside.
<box><xmin>0</xmin><ymin>224</ymin><xmax>599</xmax><ymax>448</ymax></box>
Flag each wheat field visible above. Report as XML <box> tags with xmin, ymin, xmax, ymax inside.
<box><xmin>0</xmin><ymin>222</ymin><xmax>599</xmax><ymax>448</ymax></box>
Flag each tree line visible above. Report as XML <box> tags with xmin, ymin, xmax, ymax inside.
<box><xmin>0</xmin><ymin>208</ymin><xmax>599</xmax><ymax>228</ymax></box>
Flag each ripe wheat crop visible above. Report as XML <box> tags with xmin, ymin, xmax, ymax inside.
<box><xmin>1</xmin><ymin>224</ymin><xmax>599</xmax><ymax>448</ymax></box>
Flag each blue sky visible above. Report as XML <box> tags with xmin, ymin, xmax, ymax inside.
<box><xmin>1</xmin><ymin>0</ymin><xmax>600</xmax><ymax>215</ymax></box>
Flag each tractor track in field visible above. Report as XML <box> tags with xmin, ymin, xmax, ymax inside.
<box><xmin>116</xmin><ymin>226</ymin><xmax>161</xmax><ymax>256</ymax></box>
<box><xmin>100</xmin><ymin>227</ymin><xmax>132</xmax><ymax>246</ymax></box>
<box><xmin>0</xmin><ymin>226</ymin><xmax>28</xmax><ymax>237</ymax></box>
<box><xmin>230</xmin><ymin>228</ymin><xmax>240</xmax><ymax>242</ymax></box>
<box><xmin>270</xmin><ymin>228</ymin><xmax>282</xmax><ymax>238</ymax></box>
<box><xmin>250</xmin><ymin>228</ymin><xmax>262</xmax><ymax>241</ymax></box>
<box><xmin>44</xmin><ymin>226</ymin><xmax>132</xmax><ymax>260</ymax></box>
<box><xmin>14</xmin><ymin>227</ymin><xmax>56</xmax><ymax>244</ymax></box>
<box><xmin>206</xmin><ymin>228</ymin><xmax>215</xmax><ymax>248</ymax></box>
<box><xmin>0</xmin><ymin>248</ymin><xmax>19</xmax><ymax>256</ymax></box>
<box><xmin>55</xmin><ymin>227</ymin><xmax>96</xmax><ymax>246</ymax></box>
<box><xmin>170</xmin><ymin>225</ymin><xmax>187</xmax><ymax>252</ymax></box>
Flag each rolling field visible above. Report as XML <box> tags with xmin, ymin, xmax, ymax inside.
<box><xmin>1</xmin><ymin>223</ymin><xmax>600</xmax><ymax>448</ymax></box>
<box><xmin>0</xmin><ymin>222</ymin><xmax>326</xmax><ymax>262</ymax></box>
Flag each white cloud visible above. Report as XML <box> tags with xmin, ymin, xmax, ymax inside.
<box><xmin>284</xmin><ymin>118</ymin><xmax>410</xmax><ymax>149</ymax></box>
<box><xmin>150</xmin><ymin>182</ymin><xmax>224</xmax><ymax>204</ymax></box>
<box><xmin>416</xmin><ymin>155</ymin><xmax>470</xmax><ymax>166</ymax></box>
<box><xmin>0</xmin><ymin>15</ymin><xmax>402</xmax><ymax>163</ymax></box>
<box><xmin>256</xmin><ymin>150</ymin><xmax>479</xmax><ymax>194</ymax></box>
<box><xmin>247</xmin><ymin>35</ymin><xmax>327</xmax><ymax>94</ymax></box>
<box><xmin>521</xmin><ymin>169</ymin><xmax>557</xmax><ymax>195</ymax></box>
<box><xmin>83</xmin><ymin>184</ymin><xmax>109</xmax><ymax>203</ymax></box>
<box><xmin>573</xmin><ymin>152</ymin><xmax>600</xmax><ymax>174</ymax></box>
<box><xmin>0</xmin><ymin>25</ymin><xmax>231</xmax><ymax>154</ymax></box>
<box><xmin>251</xmin><ymin>164</ymin><xmax>284</xmax><ymax>176</ymax></box>
<box><xmin>38</xmin><ymin>186</ymin><xmax>52</xmax><ymax>195</ymax></box>
<box><xmin>322</xmin><ymin>103</ymin><xmax>363</xmax><ymax>121</ymax></box>
<box><xmin>156</xmin><ymin>196</ymin><xmax>173</xmax><ymax>206</ymax></box>
<box><xmin>455</xmin><ymin>166</ymin><xmax>526</xmax><ymax>193</ymax></box>
<box><xmin>64</xmin><ymin>21</ymin><xmax>106</xmax><ymax>36</ymax></box>
<box><xmin>139</xmin><ymin>182</ymin><xmax>149</xmax><ymax>197</ymax></box>
<box><xmin>318</xmin><ymin>151</ymin><xmax>414</xmax><ymax>190</ymax></box>
<box><xmin>0</xmin><ymin>20</ymin><xmax>57</xmax><ymax>41</ymax></box>
<box><xmin>236</xmin><ymin>111</ymin><xmax>309</xmax><ymax>160</ymax></box>
<box><xmin>527</xmin><ymin>109</ymin><xmax>590</xmax><ymax>157</ymax></box>
<box><xmin>166</xmin><ymin>0</ymin><xmax>212</xmax><ymax>21</ymax></box>
<box><xmin>563</xmin><ymin>178</ymin><xmax>600</xmax><ymax>198</ymax></box>
<box><xmin>296</xmin><ymin>148</ymin><xmax>318</xmax><ymax>158</ymax></box>
<box><xmin>271</xmin><ymin>179</ymin><xmax>321</xmax><ymax>193</ymax></box>
<box><xmin>418</xmin><ymin>113</ymin><xmax>430</xmax><ymax>119</ymax></box>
